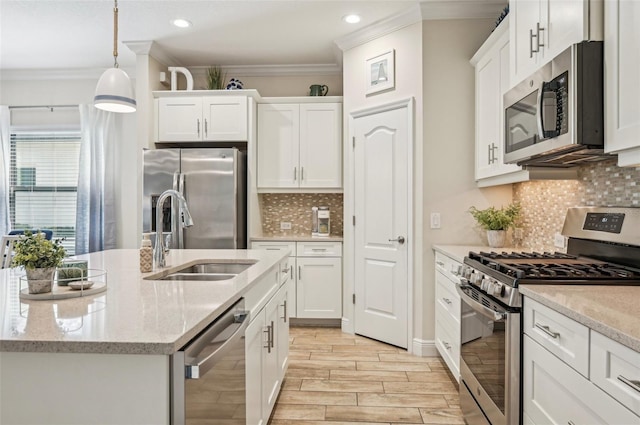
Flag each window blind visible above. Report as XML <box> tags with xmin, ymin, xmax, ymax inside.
<box><xmin>9</xmin><ymin>130</ymin><xmax>81</xmax><ymax>255</ymax></box>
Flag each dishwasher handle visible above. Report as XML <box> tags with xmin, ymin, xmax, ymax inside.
<box><xmin>185</xmin><ymin>309</ymin><xmax>250</xmax><ymax>379</ymax></box>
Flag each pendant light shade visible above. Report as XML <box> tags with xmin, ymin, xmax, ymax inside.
<box><xmin>94</xmin><ymin>0</ymin><xmax>136</xmax><ymax>113</ymax></box>
<box><xmin>95</xmin><ymin>68</ymin><xmax>136</xmax><ymax>113</ymax></box>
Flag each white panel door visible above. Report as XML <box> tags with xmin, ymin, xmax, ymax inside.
<box><xmin>353</xmin><ymin>104</ymin><xmax>409</xmax><ymax>348</ymax></box>
<box><xmin>257</xmin><ymin>104</ymin><xmax>300</xmax><ymax>188</ymax></box>
<box><xmin>299</xmin><ymin>103</ymin><xmax>342</xmax><ymax>188</ymax></box>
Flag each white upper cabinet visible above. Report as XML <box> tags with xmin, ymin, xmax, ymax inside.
<box><xmin>471</xmin><ymin>18</ymin><xmax>523</xmax><ymax>185</ymax></box>
<box><xmin>604</xmin><ymin>0</ymin><xmax>640</xmax><ymax>166</ymax></box>
<box><xmin>509</xmin><ymin>0</ymin><xmax>603</xmax><ymax>86</ymax></box>
<box><xmin>157</xmin><ymin>95</ymin><xmax>248</xmax><ymax>142</ymax></box>
<box><xmin>257</xmin><ymin>101</ymin><xmax>342</xmax><ymax>191</ymax></box>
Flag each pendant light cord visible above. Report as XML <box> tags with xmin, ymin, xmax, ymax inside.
<box><xmin>113</xmin><ymin>0</ymin><xmax>119</xmax><ymax>68</ymax></box>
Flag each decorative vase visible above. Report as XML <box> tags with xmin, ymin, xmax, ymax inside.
<box><xmin>487</xmin><ymin>230</ymin><xmax>507</xmax><ymax>248</ymax></box>
<box><xmin>25</xmin><ymin>267</ymin><xmax>56</xmax><ymax>294</ymax></box>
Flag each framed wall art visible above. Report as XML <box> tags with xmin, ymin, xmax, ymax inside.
<box><xmin>365</xmin><ymin>49</ymin><xmax>395</xmax><ymax>95</ymax></box>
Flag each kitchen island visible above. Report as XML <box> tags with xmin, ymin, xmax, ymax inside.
<box><xmin>0</xmin><ymin>248</ymin><xmax>288</xmax><ymax>424</ymax></box>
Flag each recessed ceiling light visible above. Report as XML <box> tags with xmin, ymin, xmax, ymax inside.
<box><xmin>343</xmin><ymin>14</ymin><xmax>361</xmax><ymax>24</ymax></box>
<box><xmin>172</xmin><ymin>18</ymin><xmax>192</xmax><ymax>28</ymax></box>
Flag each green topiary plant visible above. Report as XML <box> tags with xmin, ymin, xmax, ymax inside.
<box><xmin>12</xmin><ymin>231</ymin><xmax>66</xmax><ymax>270</ymax></box>
<box><xmin>206</xmin><ymin>66</ymin><xmax>226</xmax><ymax>90</ymax></box>
<box><xmin>469</xmin><ymin>202</ymin><xmax>522</xmax><ymax>231</ymax></box>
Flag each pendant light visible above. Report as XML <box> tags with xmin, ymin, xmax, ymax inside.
<box><xmin>94</xmin><ymin>0</ymin><xmax>136</xmax><ymax>113</ymax></box>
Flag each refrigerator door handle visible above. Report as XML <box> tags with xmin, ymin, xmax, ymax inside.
<box><xmin>177</xmin><ymin>173</ymin><xmax>186</xmax><ymax>249</ymax></box>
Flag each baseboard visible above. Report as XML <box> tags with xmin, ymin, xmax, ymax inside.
<box><xmin>412</xmin><ymin>338</ymin><xmax>438</xmax><ymax>357</ymax></box>
<box><xmin>341</xmin><ymin>317</ymin><xmax>354</xmax><ymax>334</ymax></box>
<box><xmin>290</xmin><ymin>318</ymin><xmax>341</xmax><ymax>327</ymax></box>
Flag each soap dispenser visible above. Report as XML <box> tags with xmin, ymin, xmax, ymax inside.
<box><xmin>140</xmin><ymin>234</ymin><xmax>153</xmax><ymax>272</ymax></box>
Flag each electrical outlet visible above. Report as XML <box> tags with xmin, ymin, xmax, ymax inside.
<box><xmin>430</xmin><ymin>213</ymin><xmax>441</xmax><ymax>229</ymax></box>
<box><xmin>280</xmin><ymin>222</ymin><xmax>292</xmax><ymax>230</ymax></box>
<box><xmin>554</xmin><ymin>232</ymin><xmax>566</xmax><ymax>249</ymax></box>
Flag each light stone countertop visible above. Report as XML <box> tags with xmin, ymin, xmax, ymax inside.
<box><xmin>251</xmin><ymin>234</ymin><xmax>343</xmax><ymax>242</ymax></box>
<box><xmin>520</xmin><ymin>285</ymin><xmax>640</xmax><ymax>353</ymax></box>
<box><xmin>432</xmin><ymin>244</ymin><xmax>526</xmax><ymax>263</ymax></box>
<box><xmin>0</xmin><ymin>249</ymin><xmax>287</xmax><ymax>355</ymax></box>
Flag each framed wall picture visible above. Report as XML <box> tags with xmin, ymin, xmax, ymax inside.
<box><xmin>365</xmin><ymin>49</ymin><xmax>395</xmax><ymax>95</ymax></box>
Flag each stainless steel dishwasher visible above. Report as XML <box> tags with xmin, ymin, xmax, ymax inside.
<box><xmin>171</xmin><ymin>299</ymin><xmax>250</xmax><ymax>425</ymax></box>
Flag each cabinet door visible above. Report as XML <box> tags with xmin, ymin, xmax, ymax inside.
<box><xmin>604</xmin><ymin>0</ymin><xmax>640</xmax><ymax>163</ymax></box>
<box><xmin>543</xmin><ymin>0</ymin><xmax>588</xmax><ymax>60</ymax></box>
<box><xmin>297</xmin><ymin>257</ymin><xmax>342</xmax><ymax>318</ymax></box>
<box><xmin>475</xmin><ymin>47</ymin><xmax>500</xmax><ymax>180</ymax></box>
<box><xmin>263</xmin><ymin>292</ymin><xmax>281</xmax><ymax>419</ymax></box>
<box><xmin>202</xmin><ymin>96</ymin><xmax>248</xmax><ymax>141</ymax></box>
<box><xmin>158</xmin><ymin>97</ymin><xmax>202</xmax><ymax>141</ymax></box>
<box><xmin>257</xmin><ymin>104</ymin><xmax>300</xmax><ymax>188</ymax></box>
<box><xmin>510</xmin><ymin>0</ymin><xmax>541</xmax><ymax>83</ymax></box>
<box><xmin>275</xmin><ymin>282</ymin><xmax>290</xmax><ymax>379</ymax></box>
<box><xmin>245</xmin><ymin>311</ymin><xmax>265</xmax><ymax>425</ymax></box>
<box><xmin>523</xmin><ymin>335</ymin><xmax>640</xmax><ymax>425</ymax></box>
<box><xmin>299</xmin><ymin>103</ymin><xmax>342</xmax><ymax>188</ymax></box>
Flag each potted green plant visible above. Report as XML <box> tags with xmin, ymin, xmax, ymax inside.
<box><xmin>469</xmin><ymin>203</ymin><xmax>522</xmax><ymax>248</ymax></box>
<box><xmin>206</xmin><ymin>66</ymin><xmax>226</xmax><ymax>90</ymax></box>
<box><xmin>12</xmin><ymin>231</ymin><xmax>66</xmax><ymax>294</ymax></box>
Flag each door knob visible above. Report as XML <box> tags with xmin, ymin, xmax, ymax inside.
<box><xmin>388</xmin><ymin>236</ymin><xmax>405</xmax><ymax>244</ymax></box>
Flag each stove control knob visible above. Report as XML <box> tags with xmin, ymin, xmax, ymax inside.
<box><xmin>481</xmin><ymin>278</ymin><xmax>492</xmax><ymax>292</ymax></box>
<box><xmin>471</xmin><ymin>272</ymin><xmax>484</xmax><ymax>286</ymax></box>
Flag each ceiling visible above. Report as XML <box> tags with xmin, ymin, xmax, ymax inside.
<box><xmin>0</xmin><ymin>0</ymin><xmax>505</xmax><ymax>75</ymax></box>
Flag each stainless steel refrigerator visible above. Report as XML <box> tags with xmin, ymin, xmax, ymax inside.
<box><xmin>142</xmin><ymin>148</ymin><xmax>246</xmax><ymax>249</ymax></box>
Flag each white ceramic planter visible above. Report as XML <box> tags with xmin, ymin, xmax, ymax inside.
<box><xmin>487</xmin><ymin>230</ymin><xmax>507</xmax><ymax>248</ymax></box>
<box><xmin>25</xmin><ymin>267</ymin><xmax>56</xmax><ymax>294</ymax></box>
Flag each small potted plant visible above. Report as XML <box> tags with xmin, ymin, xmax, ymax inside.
<box><xmin>12</xmin><ymin>231</ymin><xmax>66</xmax><ymax>294</ymax></box>
<box><xmin>469</xmin><ymin>203</ymin><xmax>522</xmax><ymax>248</ymax></box>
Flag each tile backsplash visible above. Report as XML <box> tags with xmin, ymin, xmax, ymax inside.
<box><xmin>513</xmin><ymin>158</ymin><xmax>640</xmax><ymax>251</ymax></box>
<box><xmin>258</xmin><ymin>193</ymin><xmax>344</xmax><ymax>236</ymax></box>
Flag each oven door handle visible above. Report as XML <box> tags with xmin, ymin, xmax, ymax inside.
<box><xmin>456</xmin><ymin>284</ymin><xmax>506</xmax><ymax>322</ymax></box>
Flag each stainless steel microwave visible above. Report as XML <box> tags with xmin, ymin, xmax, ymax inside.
<box><xmin>503</xmin><ymin>41</ymin><xmax>605</xmax><ymax>167</ymax></box>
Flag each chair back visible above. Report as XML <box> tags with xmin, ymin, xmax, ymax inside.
<box><xmin>1</xmin><ymin>235</ymin><xmax>20</xmax><ymax>269</ymax></box>
<box><xmin>8</xmin><ymin>229</ymin><xmax>54</xmax><ymax>240</ymax></box>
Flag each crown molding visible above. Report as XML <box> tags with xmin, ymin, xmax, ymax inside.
<box><xmin>420</xmin><ymin>1</ymin><xmax>507</xmax><ymax>20</ymax></box>
<box><xmin>335</xmin><ymin>1</ymin><xmax>506</xmax><ymax>51</ymax></box>
<box><xmin>0</xmin><ymin>67</ymin><xmax>136</xmax><ymax>81</ymax></box>
<box><xmin>123</xmin><ymin>40</ymin><xmax>182</xmax><ymax>67</ymax></box>
<box><xmin>334</xmin><ymin>4</ymin><xmax>422</xmax><ymax>52</ymax></box>
<box><xmin>188</xmin><ymin>63</ymin><xmax>342</xmax><ymax>77</ymax></box>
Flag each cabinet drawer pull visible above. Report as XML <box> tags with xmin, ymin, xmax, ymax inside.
<box><xmin>529</xmin><ymin>28</ymin><xmax>535</xmax><ymax>58</ymax></box>
<box><xmin>270</xmin><ymin>321</ymin><xmax>275</xmax><ymax>349</ymax></box>
<box><xmin>311</xmin><ymin>248</ymin><xmax>327</xmax><ymax>252</ymax></box>
<box><xmin>298</xmin><ymin>266</ymin><xmax>302</xmax><ymax>280</ymax></box>
<box><xmin>301</xmin><ymin>166</ymin><xmax>304</xmax><ymax>181</ymax></box>
<box><xmin>568</xmin><ymin>421</ymin><xmax>575</xmax><ymax>425</ymax></box>
<box><xmin>197</xmin><ymin>118</ymin><xmax>201</xmax><ymax>136</ymax></box>
<box><xmin>290</xmin><ymin>265</ymin><xmax>293</xmax><ymax>279</ymax></box>
<box><xmin>487</xmin><ymin>144</ymin><xmax>492</xmax><ymax>165</ymax></box>
<box><xmin>436</xmin><ymin>261</ymin><xmax>445</xmax><ymax>267</ymax></box>
<box><xmin>535</xmin><ymin>322</ymin><xmax>560</xmax><ymax>339</ymax></box>
<box><xmin>443</xmin><ymin>341</ymin><xmax>451</xmax><ymax>350</ymax></box>
<box><xmin>617</xmin><ymin>375</ymin><xmax>640</xmax><ymax>393</ymax></box>
<box><xmin>263</xmin><ymin>326</ymin><xmax>271</xmax><ymax>353</ymax></box>
<box><xmin>204</xmin><ymin>118</ymin><xmax>208</xmax><ymax>137</ymax></box>
<box><xmin>294</xmin><ymin>167</ymin><xmax>297</xmax><ymax>181</ymax></box>
<box><xmin>442</xmin><ymin>297</ymin><xmax>452</xmax><ymax>305</ymax></box>
<box><xmin>282</xmin><ymin>300</ymin><xmax>287</xmax><ymax>323</ymax></box>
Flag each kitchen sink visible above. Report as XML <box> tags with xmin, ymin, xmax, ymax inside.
<box><xmin>144</xmin><ymin>260</ymin><xmax>257</xmax><ymax>281</ymax></box>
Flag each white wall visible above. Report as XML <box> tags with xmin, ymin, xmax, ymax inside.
<box><xmin>341</xmin><ymin>21</ymin><xmax>424</xmax><ymax>341</ymax></box>
<box><xmin>1</xmin><ymin>77</ymin><xmax>139</xmax><ymax>249</ymax></box>
<box><xmin>421</xmin><ymin>19</ymin><xmax>512</xmax><ymax>342</ymax></box>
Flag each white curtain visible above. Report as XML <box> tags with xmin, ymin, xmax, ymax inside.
<box><xmin>76</xmin><ymin>105</ymin><xmax>117</xmax><ymax>254</ymax></box>
<box><xmin>0</xmin><ymin>106</ymin><xmax>10</xmax><ymax>236</ymax></box>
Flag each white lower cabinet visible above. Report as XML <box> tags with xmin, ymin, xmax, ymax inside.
<box><xmin>245</xmin><ymin>261</ymin><xmax>290</xmax><ymax>425</ymax></box>
<box><xmin>434</xmin><ymin>251</ymin><xmax>463</xmax><ymax>382</ymax></box>
<box><xmin>523</xmin><ymin>296</ymin><xmax>640</xmax><ymax>425</ymax></box>
<box><xmin>251</xmin><ymin>240</ymin><xmax>342</xmax><ymax>319</ymax></box>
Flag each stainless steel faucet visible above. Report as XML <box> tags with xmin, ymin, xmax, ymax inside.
<box><xmin>153</xmin><ymin>189</ymin><xmax>194</xmax><ymax>268</ymax></box>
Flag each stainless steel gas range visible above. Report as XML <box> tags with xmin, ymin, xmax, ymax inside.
<box><xmin>457</xmin><ymin>207</ymin><xmax>640</xmax><ymax>425</ymax></box>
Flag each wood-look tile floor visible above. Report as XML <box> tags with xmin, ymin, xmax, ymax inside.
<box><xmin>268</xmin><ymin>327</ymin><xmax>464</xmax><ymax>425</ymax></box>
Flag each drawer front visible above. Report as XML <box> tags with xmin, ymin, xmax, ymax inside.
<box><xmin>524</xmin><ymin>335</ymin><xmax>640</xmax><ymax>425</ymax></box>
<box><xmin>523</xmin><ymin>297</ymin><xmax>589</xmax><ymax>377</ymax></box>
<box><xmin>435</xmin><ymin>271</ymin><xmax>461</xmax><ymax>325</ymax></box>
<box><xmin>251</xmin><ymin>241</ymin><xmax>296</xmax><ymax>256</ymax></box>
<box><xmin>591</xmin><ymin>331</ymin><xmax>640</xmax><ymax>417</ymax></box>
<box><xmin>435</xmin><ymin>312</ymin><xmax>460</xmax><ymax>381</ymax></box>
<box><xmin>435</xmin><ymin>251</ymin><xmax>462</xmax><ymax>282</ymax></box>
<box><xmin>296</xmin><ymin>241</ymin><xmax>342</xmax><ymax>257</ymax></box>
